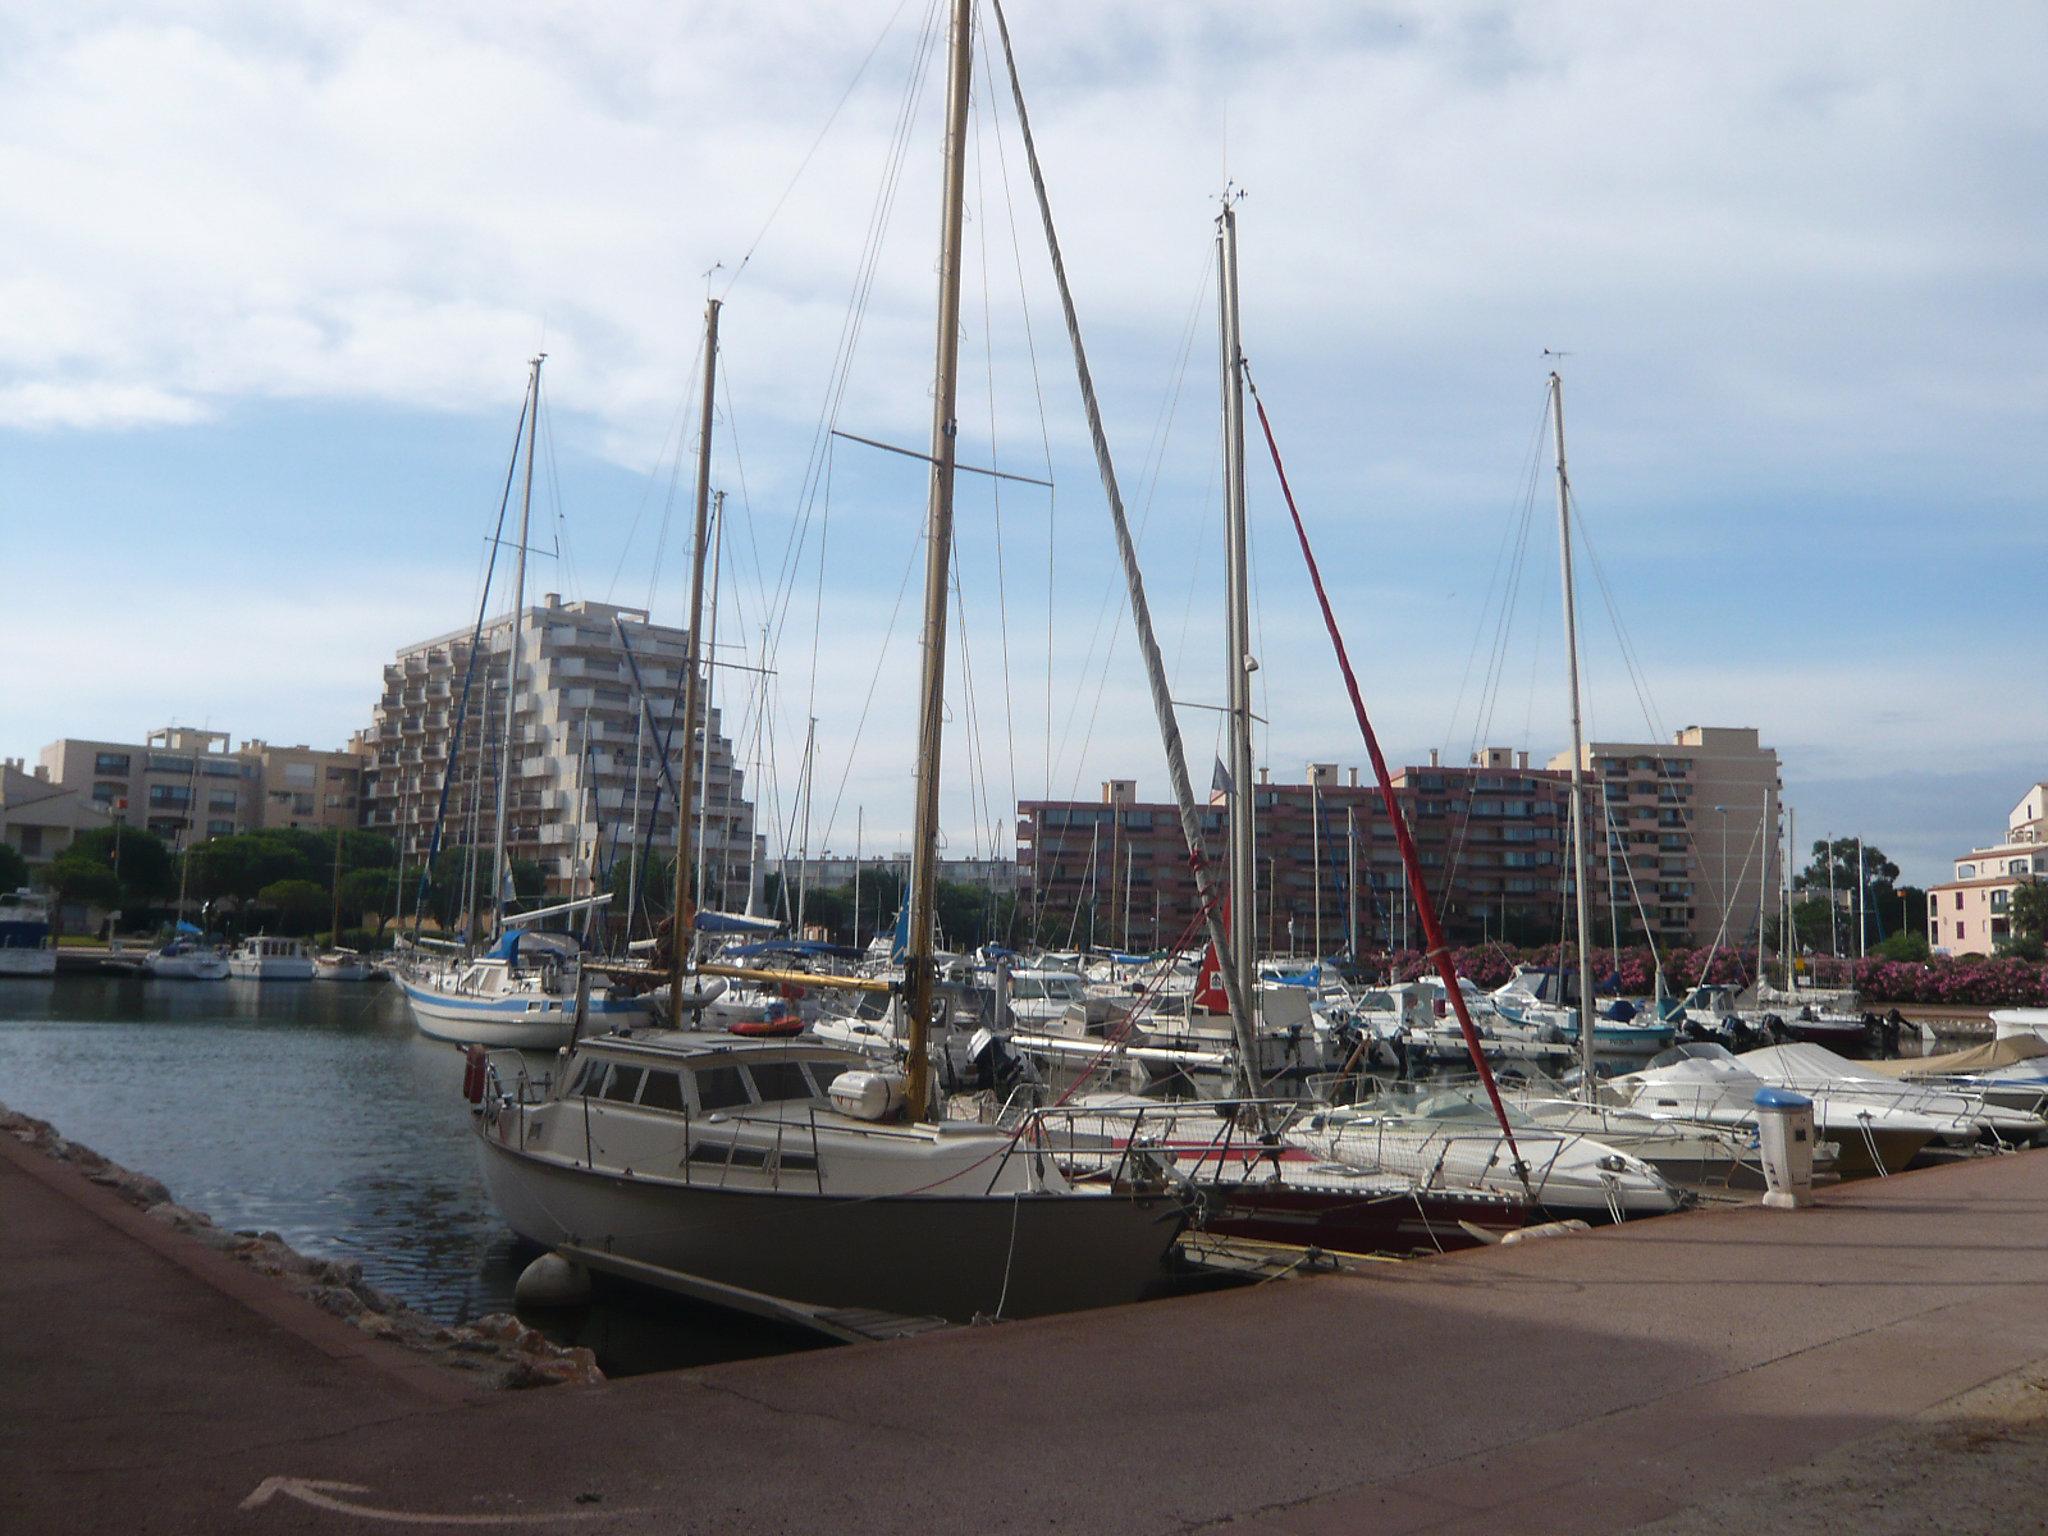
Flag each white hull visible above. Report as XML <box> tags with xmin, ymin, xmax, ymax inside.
<box><xmin>476</xmin><ymin>1108</ymin><xmax>1182</xmax><ymax>1322</ymax></box>
<box><xmin>228</xmin><ymin>957</ymin><xmax>316</xmax><ymax>980</ymax></box>
<box><xmin>0</xmin><ymin>949</ymin><xmax>57</xmax><ymax>978</ymax></box>
<box><xmin>313</xmin><ymin>960</ymin><xmax>375</xmax><ymax>981</ymax></box>
<box><xmin>401</xmin><ymin>976</ymin><xmax>654</xmax><ymax>1050</ymax></box>
<box><xmin>144</xmin><ymin>952</ymin><xmax>230</xmax><ymax>980</ymax></box>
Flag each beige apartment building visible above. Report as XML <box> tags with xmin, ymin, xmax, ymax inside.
<box><xmin>1549</xmin><ymin>726</ymin><xmax>1783</xmax><ymax>948</ymax></box>
<box><xmin>0</xmin><ymin>758</ymin><xmax>112</xmax><ymax>868</ymax></box>
<box><xmin>37</xmin><ymin>727</ymin><xmax>364</xmax><ymax>846</ymax></box>
<box><xmin>362</xmin><ymin>595</ymin><xmax>760</xmax><ymax>907</ymax></box>
<box><xmin>1926</xmin><ymin>782</ymin><xmax>2048</xmax><ymax>956</ymax></box>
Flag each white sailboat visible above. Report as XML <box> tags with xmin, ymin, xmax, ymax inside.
<box><xmin>396</xmin><ymin>357</ymin><xmax>652</xmax><ymax>1048</ymax></box>
<box><xmin>467</xmin><ymin>2</ymin><xmax>1187</xmax><ymax>1323</ymax></box>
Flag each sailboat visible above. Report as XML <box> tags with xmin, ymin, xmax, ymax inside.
<box><xmin>397</xmin><ymin>356</ymin><xmax>653</xmax><ymax>1049</ymax></box>
<box><xmin>465</xmin><ymin>1</ymin><xmax>1187</xmax><ymax>1324</ymax></box>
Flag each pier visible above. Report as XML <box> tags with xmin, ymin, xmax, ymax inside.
<box><xmin>7</xmin><ymin>1117</ymin><xmax>2048</xmax><ymax>1533</ymax></box>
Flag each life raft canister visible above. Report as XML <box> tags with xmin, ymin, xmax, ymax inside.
<box><xmin>462</xmin><ymin>1043</ymin><xmax>489</xmax><ymax>1104</ymax></box>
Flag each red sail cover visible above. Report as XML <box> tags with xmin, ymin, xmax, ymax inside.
<box><xmin>1192</xmin><ymin>898</ymin><xmax>1232</xmax><ymax>1014</ymax></box>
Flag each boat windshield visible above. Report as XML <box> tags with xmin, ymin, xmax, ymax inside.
<box><xmin>1644</xmin><ymin>1041</ymin><xmax>1739</xmax><ymax>1071</ymax></box>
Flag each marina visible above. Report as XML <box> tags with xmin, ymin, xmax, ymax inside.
<box><xmin>3</xmin><ymin>2</ymin><xmax>2045</xmax><ymax>1532</ymax></box>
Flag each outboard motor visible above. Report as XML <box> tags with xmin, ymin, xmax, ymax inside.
<box><xmin>1882</xmin><ymin>1008</ymin><xmax>1905</xmax><ymax>1057</ymax></box>
<box><xmin>961</xmin><ymin>1026</ymin><xmax>1039</xmax><ymax>1095</ymax></box>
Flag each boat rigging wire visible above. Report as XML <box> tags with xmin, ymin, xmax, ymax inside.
<box><xmin>1241</xmin><ymin>359</ymin><xmax>1533</xmax><ymax>1196</ymax></box>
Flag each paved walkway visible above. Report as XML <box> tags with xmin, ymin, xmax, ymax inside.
<box><xmin>6</xmin><ymin>1125</ymin><xmax>2047</xmax><ymax>1534</ymax></box>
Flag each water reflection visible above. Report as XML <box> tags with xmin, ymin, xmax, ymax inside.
<box><xmin>0</xmin><ymin>975</ymin><xmax>793</xmax><ymax>1374</ymax></box>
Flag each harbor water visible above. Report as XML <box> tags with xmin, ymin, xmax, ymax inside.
<box><xmin>0</xmin><ymin>974</ymin><xmax>819</xmax><ymax>1373</ymax></box>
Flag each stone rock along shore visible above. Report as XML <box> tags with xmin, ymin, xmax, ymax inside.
<box><xmin>1</xmin><ymin>1103</ymin><xmax>603</xmax><ymax>1391</ymax></box>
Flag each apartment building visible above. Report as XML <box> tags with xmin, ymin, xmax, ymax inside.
<box><xmin>362</xmin><ymin>595</ymin><xmax>760</xmax><ymax>906</ymax></box>
<box><xmin>1550</xmin><ymin>726</ymin><xmax>1783</xmax><ymax>948</ymax></box>
<box><xmin>1018</xmin><ymin>749</ymin><xmax>1574</xmax><ymax>954</ymax></box>
<box><xmin>1926</xmin><ymin>782</ymin><xmax>2048</xmax><ymax>956</ymax></box>
<box><xmin>0</xmin><ymin>759</ymin><xmax>112</xmax><ymax>867</ymax></box>
<box><xmin>36</xmin><ymin>727</ymin><xmax>363</xmax><ymax>845</ymax></box>
<box><xmin>1020</xmin><ymin>728</ymin><xmax>1782</xmax><ymax>955</ymax></box>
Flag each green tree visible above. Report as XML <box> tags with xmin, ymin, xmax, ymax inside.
<box><xmin>1875</xmin><ymin>929</ymin><xmax>1930</xmax><ymax>962</ymax></box>
<box><xmin>59</xmin><ymin>825</ymin><xmax>175</xmax><ymax>909</ymax></box>
<box><xmin>2004</xmin><ymin>879</ymin><xmax>2048</xmax><ymax>961</ymax></box>
<box><xmin>0</xmin><ymin>842</ymin><xmax>27</xmax><ymax>893</ymax></box>
<box><xmin>256</xmin><ymin>878</ymin><xmax>330</xmax><ymax>936</ymax></box>
<box><xmin>338</xmin><ymin>869</ymin><xmax>396</xmax><ymax>934</ymax></box>
<box><xmin>40</xmin><ymin>853</ymin><xmax>123</xmax><ymax>942</ymax></box>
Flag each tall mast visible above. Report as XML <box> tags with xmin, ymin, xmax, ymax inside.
<box><xmin>492</xmin><ymin>355</ymin><xmax>542</xmax><ymax>936</ymax></box>
<box><xmin>903</xmin><ymin>0</ymin><xmax>973</xmax><ymax>1117</ymax></box>
<box><xmin>329</xmin><ymin>823</ymin><xmax>343</xmax><ymax>947</ymax></box>
<box><xmin>1549</xmin><ymin>370</ymin><xmax>1599</xmax><ymax>1095</ymax></box>
<box><xmin>1346</xmin><ymin>805</ymin><xmax>1359</xmax><ymax>961</ymax></box>
<box><xmin>670</xmin><ymin>299</ymin><xmax>721</xmax><ymax>1016</ymax></box>
<box><xmin>1310</xmin><ymin>776</ymin><xmax>1322</xmax><ymax>958</ymax></box>
<box><xmin>1785</xmin><ymin>806</ymin><xmax>1797</xmax><ymax>989</ymax></box>
<box><xmin>1756</xmin><ymin>786</ymin><xmax>1771</xmax><ymax>987</ymax></box>
<box><xmin>797</xmin><ymin>716</ymin><xmax>816</xmax><ymax>935</ymax></box>
<box><xmin>694</xmin><ymin>490</ymin><xmax>725</xmax><ymax>910</ymax></box>
<box><xmin>1218</xmin><ymin>197</ymin><xmax>1259</xmax><ymax>1035</ymax></box>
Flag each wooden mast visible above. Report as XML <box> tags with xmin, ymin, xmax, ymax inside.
<box><xmin>903</xmin><ymin>0</ymin><xmax>974</xmax><ymax>1118</ymax></box>
<box><xmin>670</xmin><ymin>300</ymin><xmax>721</xmax><ymax>1019</ymax></box>
<box><xmin>1218</xmin><ymin>196</ymin><xmax>1262</xmax><ymax>1087</ymax></box>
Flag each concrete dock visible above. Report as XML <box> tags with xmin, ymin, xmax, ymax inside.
<box><xmin>6</xmin><ymin>1124</ymin><xmax>2048</xmax><ymax>1535</ymax></box>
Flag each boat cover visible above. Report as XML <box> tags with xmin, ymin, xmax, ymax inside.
<box><xmin>1862</xmin><ymin>1034</ymin><xmax>2048</xmax><ymax>1079</ymax></box>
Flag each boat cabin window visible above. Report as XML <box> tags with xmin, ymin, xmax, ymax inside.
<box><xmin>746</xmin><ymin>1062</ymin><xmax>812</xmax><ymax>1104</ymax></box>
<box><xmin>638</xmin><ymin>1070</ymin><xmax>686</xmax><ymax>1113</ymax></box>
<box><xmin>1011</xmin><ymin>977</ymin><xmax>1046</xmax><ymax>1001</ymax></box>
<box><xmin>692</xmin><ymin>1065</ymin><xmax>750</xmax><ymax>1112</ymax></box>
<box><xmin>600</xmin><ymin>1064</ymin><xmax>645</xmax><ymax>1104</ymax></box>
<box><xmin>567</xmin><ymin>1060</ymin><xmax>601</xmax><ymax>1096</ymax></box>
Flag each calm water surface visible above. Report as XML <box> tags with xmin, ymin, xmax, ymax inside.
<box><xmin>0</xmin><ymin>974</ymin><xmax>814</xmax><ymax>1372</ymax></box>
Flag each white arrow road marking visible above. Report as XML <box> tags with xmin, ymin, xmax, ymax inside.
<box><xmin>240</xmin><ymin>1476</ymin><xmax>636</xmax><ymax>1525</ymax></box>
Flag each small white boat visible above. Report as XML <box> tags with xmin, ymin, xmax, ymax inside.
<box><xmin>143</xmin><ymin>939</ymin><xmax>230</xmax><ymax>981</ymax></box>
<box><xmin>312</xmin><ymin>948</ymin><xmax>376</xmax><ymax>982</ymax></box>
<box><xmin>0</xmin><ymin>889</ymin><xmax>57</xmax><ymax>978</ymax></box>
<box><xmin>227</xmin><ymin>936</ymin><xmax>316</xmax><ymax>981</ymax></box>
<box><xmin>399</xmin><ymin>931</ymin><xmax>653</xmax><ymax>1050</ymax></box>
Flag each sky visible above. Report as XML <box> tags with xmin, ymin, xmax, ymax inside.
<box><xmin>3</xmin><ymin>1</ymin><xmax>2043</xmax><ymax>886</ymax></box>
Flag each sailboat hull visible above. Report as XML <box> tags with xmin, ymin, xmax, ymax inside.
<box><xmin>475</xmin><ymin>1130</ymin><xmax>1186</xmax><ymax>1322</ymax></box>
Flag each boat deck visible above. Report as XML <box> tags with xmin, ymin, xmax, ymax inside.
<box><xmin>7</xmin><ymin>1120</ymin><xmax>2048</xmax><ymax>1533</ymax></box>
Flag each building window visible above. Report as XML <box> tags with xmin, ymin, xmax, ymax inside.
<box><xmin>93</xmin><ymin>752</ymin><xmax>131</xmax><ymax>776</ymax></box>
<box><xmin>148</xmin><ymin>784</ymin><xmax>192</xmax><ymax>806</ymax></box>
<box><xmin>1992</xmin><ymin>890</ymin><xmax>2010</xmax><ymax>913</ymax></box>
<box><xmin>208</xmin><ymin>793</ymin><xmax>237</xmax><ymax>812</ymax></box>
<box><xmin>208</xmin><ymin>820</ymin><xmax>235</xmax><ymax>836</ymax></box>
<box><xmin>1955</xmin><ymin>893</ymin><xmax>1964</xmax><ymax>910</ymax></box>
<box><xmin>17</xmin><ymin>826</ymin><xmax>43</xmax><ymax>857</ymax></box>
<box><xmin>285</xmin><ymin>763</ymin><xmax>316</xmax><ymax>786</ymax></box>
<box><xmin>91</xmin><ymin>783</ymin><xmax>120</xmax><ymax>804</ymax></box>
<box><xmin>1958</xmin><ymin>864</ymin><xmax>1977</xmax><ymax>879</ymax></box>
<box><xmin>1957</xmin><ymin>921</ymin><xmax>1966</xmax><ymax>940</ymax></box>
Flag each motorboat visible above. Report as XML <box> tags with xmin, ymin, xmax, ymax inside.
<box><xmin>227</xmin><ymin>936</ymin><xmax>315</xmax><ymax>981</ymax></box>
<box><xmin>1611</xmin><ymin>1043</ymin><xmax>1955</xmax><ymax>1176</ymax></box>
<box><xmin>1027</xmin><ymin>1096</ymin><xmax>1530</xmax><ymax>1257</ymax></box>
<box><xmin>313</xmin><ymin>948</ymin><xmax>376</xmax><ymax>982</ymax></box>
<box><xmin>1863</xmin><ymin>1034</ymin><xmax>2048</xmax><ymax>1114</ymax></box>
<box><xmin>468</xmin><ymin>1031</ymin><xmax>1187</xmax><ymax>1321</ymax></box>
<box><xmin>143</xmin><ymin>938</ymin><xmax>230</xmax><ymax>981</ymax></box>
<box><xmin>1737</xmin><ymin>1042</ymin><xmax>2046</xmax><ymax>1146</ymax></box>
<box><xmin>399</xmin><ymin>930</ymin><xmax>653</xmax><ymax>1050</ymax></box>
<box><xmin>1291</xmin><ymin>1099</ymin><xmax>1690</xmax><ymax>1220</ymax></box>
<box><xmin>0</xmin><ymin>890</ymin><xmax>57</xmax><ymax>978</ymax></box>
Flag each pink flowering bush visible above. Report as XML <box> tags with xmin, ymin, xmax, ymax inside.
<box><xmin>1369</xmin><ymin>945</ymin><xmax>2048</xmax><ymax>1007</ymax></box>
